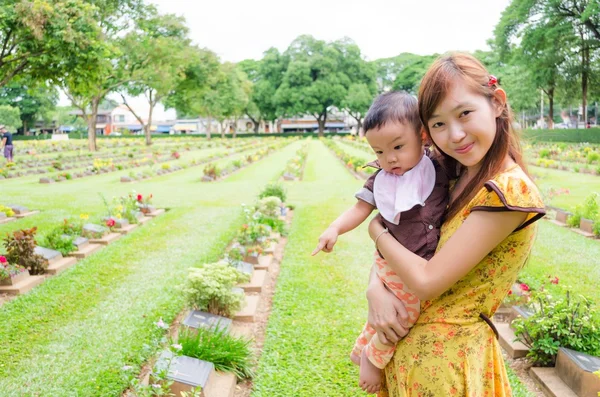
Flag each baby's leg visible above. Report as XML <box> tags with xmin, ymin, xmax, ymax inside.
<box><xmin>350</xmin><ymin>322</ymin><xmax>376</xmax><ymax>365</ymax></box>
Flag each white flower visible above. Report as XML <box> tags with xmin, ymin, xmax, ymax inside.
<box><xmin>122</xmin><ymin>365</ymin><xmax>133</xmax><ymax>371</ymax></box>
<box><xmin>151</xmin><ymin>384</ymin><xmax>161</xmax><ymax>389</ymax></box>
<box><xmin>156</xmin><ymin>318</ymin><xmax>169</xmax><ymax>330</ymax></box>
<box><xmin>171</xmin><ymin>343</ymin><xmax>182</xmax><ymax>351</ymax></box>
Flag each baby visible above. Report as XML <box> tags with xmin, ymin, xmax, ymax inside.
<box><xmin>312</xmin><ymin>92</ymin><xmax>449</xmax><ymax>393</ymax></box>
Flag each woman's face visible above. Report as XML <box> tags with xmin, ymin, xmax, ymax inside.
<box><xmin>426</xmin><ymin>82</ymin><xmax>503</xmax><ymax>173</ymax></box>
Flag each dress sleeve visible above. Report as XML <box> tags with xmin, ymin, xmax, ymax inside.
<box><xmin>355</xmin><ymin>171</ymin><xmax>378</xmax><ymax>207</ymax></box>
<box><xmin>470</xmin><ymin>170</ymin><xmax>546</xmax><ymax>232</ymax></box>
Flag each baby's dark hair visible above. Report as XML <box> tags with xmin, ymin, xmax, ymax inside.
<box><xmin>363</xmin><ymin>91</ymin><xmax>422</xmax><ymax>136</ymax></box>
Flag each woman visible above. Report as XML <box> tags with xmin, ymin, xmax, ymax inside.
<box><xmin>366</xmin><ymin>53</ymin><xmax>545</xmax><ymax>396</ymax></box>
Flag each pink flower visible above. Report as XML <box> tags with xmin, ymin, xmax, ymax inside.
<box><xmin>488</xmin><ymin>75</ymin><xmax>498</xmax><ymax>87</ymax></box>
<box><xmin>156</xmin><ymin>318</ymin><xmax>169</xmax><ymax>330</ymax></box>
<box><xmin>106</xmin><ymin>219</ymin><xmax>115</xmax><ymax>228</ymax></box>
<box><xmin>551</xmin><ymin>277</ymin><xmax>559</xmax><ymax>285</ymax></box>
<box><xmin>519</xmin><ymin>283</ymin><xmax>530</xmax><ymax>292</ymax></box>
<box><xmin>137</xmin><ymin>194</ymin><xmax>142</xmax><ymax>202</ymax></box>
<box><xmin>0</xmin><ymin>256</ymin><xmax>7</xmax><ymax>264</ymax></box>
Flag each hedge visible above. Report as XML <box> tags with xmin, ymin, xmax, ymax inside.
<box><xmin>522</xmin><ymin>128</ymin><xmax>600</xmax><ymax>143</ymax></box>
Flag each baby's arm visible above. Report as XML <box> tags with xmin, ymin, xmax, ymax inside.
<box><xmin>311</xmin><ymin>200</ymin><xmax>374</xmax><ymax>255</ymax></box>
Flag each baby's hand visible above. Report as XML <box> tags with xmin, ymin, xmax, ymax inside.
<box><xmin>311</xmin><ymin>227</ymin><xmax>338</xmax><ymax>256</ymax></box>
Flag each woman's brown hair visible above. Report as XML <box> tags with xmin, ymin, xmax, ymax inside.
<box><xmin>418</xmin><ymin>52</ymin><xmax>528</xmax><ymax>221</ymax></box>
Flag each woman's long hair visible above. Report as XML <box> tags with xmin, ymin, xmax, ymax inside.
<box><xmin>418</xmin><ymin>52</ymin><xmax>528</xmax><ymax>221</ymax></box>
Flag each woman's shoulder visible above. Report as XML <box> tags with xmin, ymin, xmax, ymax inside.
<box><xmin>469</xmin><ymin>164</ymin><xmax>546</xmax><ymax>229</ymax></box>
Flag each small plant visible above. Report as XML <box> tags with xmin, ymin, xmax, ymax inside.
<box><xmin>37</xmin><ymin>228</ymin><xmax>76</xmax><ymax>256</ymax></box>
<box><xmin>178</xmin><ymin>327</ymin><xmax>254</xmax><ymax>380</ymax></box>
<box><xmin>0</xmin><ymin>255</ymin><xmax>27</xmax><ymax>284</ymax></box>
<box><xmin>203</xmin><ymin>164</ymin><xmax>221</xmax><ymax>179</ymax></box>
<box><xmin>3</xmin><ymin>227</ymin><xmax>47</xmax><ymax>275</ymax></box>
<box><xmin>0</xmin><ymin>205</ymin><xmax>14</xmax><ymax>217</ymax></box>
<box><xmin>256</xmin><ymin>196</ymin><xmax>282</xmax><ymax>218</ymax></box>
<box><xmin>259</xmin><ymin>182</ymin><xmax>287</xmax><ymax>202</ymax></box>
<box><xmin>181</xmin><ymin>261</ymin><xmax>250</xmax><ymax>317</ymax></box>
<box><xmin>161</xmin><ymin>163</ymin><xmax>170</xmax><ymax>170</ymax></box>
<box><xmin>513</xmin><ymin>285</ymin><xmax>600</xmax><ymax>366</ymax></box>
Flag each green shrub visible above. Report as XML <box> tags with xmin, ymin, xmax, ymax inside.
<box><xmin>587</xmin><ymin>152</ymin><xmax>600</xmax><ymax>164</ymax></box>
<box><xmin>259</xmin><ymin>182</ymin><xmax>287</xmax><ymax>202</ymax></box>
<box><xmin>539</xmin><ymin>148</ymin><xmax>550</xmax><ymax>158</ymax></box>
<box><xmin>181</xmin><ymin>261</ymin><xmax>250</xmax><ymax>317</ymax></box>
<box><xmin>256</xmin><ymin>196</ymin><xmax>282</xmax><ymax>218</ymax></box>
<box><xmin>177</xmin><ymin>327</ymin><xmax>254</xmax><ymax>380</ymax></box>
<box><xmin>37</xmin><ymin>228</ymin><xmax>76</xmax><ymax>256</ymax></box>
<box><xmin>513</xmin><ymin>288</ymin><xmax>600</xmax><ymax>366</ymax></box>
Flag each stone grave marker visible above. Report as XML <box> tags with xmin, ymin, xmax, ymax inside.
<box><xmin>155</xmin><ymin>351</ymin><xmax>214</xmax><ymax>394</ymax></box>
<box><xmin>34</xmin><ymin>246</ymin><xmax>62</xmax><ymax>263</ymax></box>
<box><xmin>82</xmin><ymin>223</ymin><xmax>107</xmax><ymax>239</ymax></box>
<box><xmin>235</xmin><ymin>262</ymin><xmax>254</xmax><ymax>276</ymax></box>
<box><xmin>183</xmin><ymin>310</ymin><xmax>232</xmax><ymax>332</ymax></box>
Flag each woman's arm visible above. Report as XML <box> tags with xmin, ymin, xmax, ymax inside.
<box><xmin>369</xmin><ymin>210</ymin><xmax>527</xmax><ymax>301</ymax></box>
<box><xmin>366</xmin><ymin>263</ymin><xmax>410</xmax><ymax>344</ymax></box>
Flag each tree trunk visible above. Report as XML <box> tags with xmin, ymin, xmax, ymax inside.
<box><xmin>582</xmin><ymin>44</ymin><xmax>589</xmax><ymax>124</ymax></box>
<box><xmin>317</xmin><ymin>108</ymin><xmax>327</xmax><ymax>138</ymax></box>
<box><xmin>548</xmin><ymin>88</ymin><xmax>554</xmax><ymax>129</ymax></box>
<box><xmin>145</xmin><ymin>101</ymin><xmax>154</xmax><ymax>146</ymax></box>
<box><xmin>87</xmin><ymin>99</ymin><xmax>99</xmax><ymax>151</ymax></box>
<box><xmin>23</xmin><ymin>120</ymin><xmax>28</xmax><ymax>136</ymax></box>
<box><xmin>357</xmin><ymin>119</ymin><xmax>363</xmax><ymax>137</ymax></box>
<box><xmin>206</xmin><ymin>115</ymin><xmax>212</xmax><ymax>140</ymax></box>
<box><xmin>254</xmin><ymin>121</ymin><xmax>260</xmax><ymax>133</ymax></box>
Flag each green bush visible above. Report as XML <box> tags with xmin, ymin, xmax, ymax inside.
<box><xmin>587</xmin><ymin>152</ymin><xmax>600</xmax><ymax>164</ymax></box>
<box><xmin>256</xmin><ymin>196</ymin><xmax>282</xmax><ymax>218</ymax></box>
<box><xmin>513</xmin><ymin>288</ymin><xmax>600</xmax><ymax>366</ymax></box>
<box><xmin>37</xmin><ymin>228</ymin><xmax>76</xmax><ymax>256</ymax></box>
<box><xmin>539</xmin><ymin>148</ymin><xmax>551</xmax><ymax>158</ymax></box>
<box><xmin>177</xmin><ymin>327</ymin><xmax>254</xmax><ymax>380</ymax></box>
<box><xmin>259</xmin><ymin>182</ymin><xmax>287</xmax><ymax>202</ymax></box>
<box><xmin>523</xmin><ymin>128</ymin><xmax>600</xmax><ymax>144</ymax></box>
<box><xmin>181</xmin><ymin>261</ymin><xmax>250</xmax><ymax>317</ymax></box>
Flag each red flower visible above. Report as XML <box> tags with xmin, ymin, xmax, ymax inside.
<box><xmin>106</xmin><ymin>219</ymin><xmax>116</xmax><ymax>227</ymax></box>
<box><xmin>0</xmin><ymin>255</ymin><xmax>6</xmax><ymax>264</ymax></box>
<box><xmin>519</xmin><ymin>283</ymin><xmax>530</xmax><ymax>292</ymax></box>
<box><xmin>137</xmin><ymin>194</ymin><xmax>142</xmax><ymax>202</ymax></box>
<box><xmin>507</xmin><ymin>289</ymin><xmax>513</xmax><ymax>295</ymax></box>
<box><xmin>488</xmin><ymin>75</ymin><xmax>498</xmax><ymax>87</ymax></box>
<box><xmin>551</xmin><ymin>277</ymin><xmax>559</xmax><ymax>285</ymax></box>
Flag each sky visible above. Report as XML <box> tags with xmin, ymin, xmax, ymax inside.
<box><xmin>60</xmin><ymin>0</ymin><xmax>513</xmax><ymax>119</ymax></box>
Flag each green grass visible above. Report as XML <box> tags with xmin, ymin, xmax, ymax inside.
<box><xmin>0</xmin><ymin>139</ymin><xmax>303</xmax><ymax>396</ymax></box>
<box><xmin>530</xmin><ymin>165</ymin><xmax>600</xmax><ymax>210</ymax></box>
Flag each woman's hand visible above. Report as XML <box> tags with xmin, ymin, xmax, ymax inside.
<box><xmin>366</xmin><ymin>277</ymin><xmax>410</xmax><ymax>345</ymax></box>
<box><xmin>368</xmin><ymin>214</ymin><xmax>385</xmax><ymax>241</ymax></box>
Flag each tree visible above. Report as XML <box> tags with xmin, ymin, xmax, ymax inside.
<box><xmin>343</xmin><ymin>83</ymin><xmax>376</xmax><ymax>136</ymax></box>
<box><xmin>0</xmin><ymin>0</ymin><xmax>99</xmax><ymax>88</ymax></box>
<box><xmin>373</xmin><ymin>53</ymin><xmax>423</xmax><ymax>93</ymax></box>
<box><xmin>119</xmin><ymin>10</ymin><xmax>190</xmax><ymax>145</ymax></box>
<box><xmin>164</xmin><ymin>47</ymin><xmax>222</xmax><ymax>139</ymax></box>
<box><xmin>57</xmin><ymin>0</ymin><xmax>146</xmax><ymax>151</ymax></box>
<box><xmin>0</xmin><ymin>78</ymin><xmax>57</xmax><ymax>134</ymax></box>
<box><xmin>275</xmin><ymin>35</ymin><xmax>350</xmax><ymax>137</ymax></box>
<box><xmin>0</xmin><ymin>105</ymin><xmax>21</xmax><ymax>131</ymax></box>
<box><xmin>391</xmin><ymin>55</ymin><xmax>437</xmax><ymax>95</ymax></box>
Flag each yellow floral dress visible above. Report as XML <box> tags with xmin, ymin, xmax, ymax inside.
<box><xmin>379</xmin><ymin>164</ymin><xmax>545</xmax><ymax>397</ymax></box>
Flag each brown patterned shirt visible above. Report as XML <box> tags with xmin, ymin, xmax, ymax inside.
<box><xmin>355</xmin><ymin>155</ymin><xmax>450</xmax><ymax>260</ymax></box>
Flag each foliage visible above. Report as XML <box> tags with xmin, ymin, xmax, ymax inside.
<box><xmin>256</xmin><ymin>196</ymin><xmax>282</xmax><ymax>218</ymax></box>
<box><xmin>567</xmin><ymin>193</ymin><xmax>599</xmax><ymax>227</ymax></box>
<box><xmin>3</xmin><ymin>227</ymin><xmax>47</xmax><ymax>275</ymax></box>
<box><xmin>178</xmin><ymin>327</ymin><xmax>254</xmax><ymax>380</ymax></box>
<box><xmin>0</xmin><ymin>79</ymin><xmax>58</xmax><ymax>132</ymax></box>
<box><xmin>0</xmin><ymin>205</ymin><xmax>14</xmax><ymax>217</ymax></box>
<box><xmin>181</xmin><ymin>261</ymin><xmax>250</xmax><ymax>317</ymax></box>
<box><xmin>203</xmin><ymin>163</ymin><xmax>221</xmax><ymax>179</ymax></box>
<box><xmin>37</xmin><ymin>227</ymin><xmax>75</xmax><ymax>256</ymax></box>
<box><xmin>259</xmin><ymin>182</ymin><xmax>287</xmax><ymax>202</ymax></box>
<box><xmin>0</xmin><ymin>0</ymin><xmax>100</xmax><ymax>88</ymax></box>
<box><xmin>513</xmin><ymin>286</ymin><xmax>600</xmax><ymax>366</ymax></box>
<box><xmin>0</xmin><ymin>105</ymin><xmax>22</xmax><ymax>131</ymax></box>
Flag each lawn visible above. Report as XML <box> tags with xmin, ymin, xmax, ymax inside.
<box><xmin>0</xmin><ymin>138</ymin><xmax>300</xmax><ymax>396</ymax></box>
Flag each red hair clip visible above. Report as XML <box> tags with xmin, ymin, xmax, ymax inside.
<box><xmin>488</xmin><ymin>75</ymin><xmax>498</xmax><ymax>87</ymax></box>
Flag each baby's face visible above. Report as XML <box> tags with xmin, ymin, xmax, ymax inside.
<box><xmin>366</xmin><ymin>121</ymin><xmax>424</xmax><ymax>175</ymax></box>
